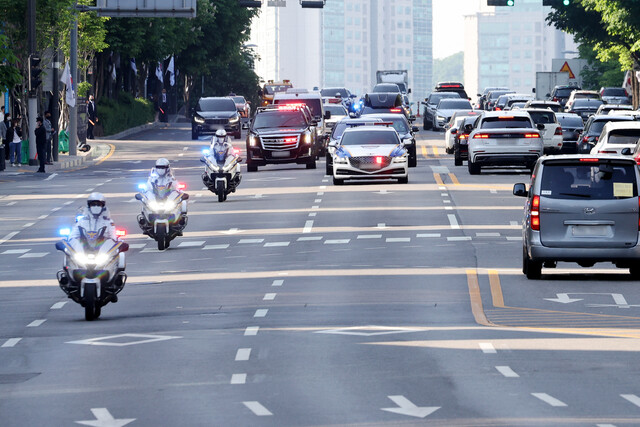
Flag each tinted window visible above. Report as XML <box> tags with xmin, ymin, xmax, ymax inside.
<box><xmin>607</xmin><ymin>129</ymin><xmax>640</xmax><ymax>144</ymax></box>
<box><xmin>541</xmin><ymin>163</ymin><xmax>638</xmax><ymax>200</ymax></box>
<box><xmin>557</xmin><ymin>116</ymin><xmax>584</xmax><ymax>128</ymax></box>
<box><xmin>341</xmin><ymin>130</ymin><xmax>398</xmax><ymax>146</ymax></box>
<box><xmin>481</xmin><ymin>117</ymin><xmax>532</xmax><ymax>128</ymax></box>
<box><xmin>429</xmin><ymin>93</ymin><xmax>459</xmax><ymax>104</ymax></box>
<box><xmin>274</xmin><ymin>98</ymin><xmax>322</xmax><ymax>117</ymax></box>
<box><xmin>489</xmin><ymin>91</ymin><xmax>514</xmax><ymax>100</ymax></box>
<box><xmin>373</xmin><ymin>84</ymin><xmax>400</xmax><ymax>93</ymax></box>
<box><xmin>253</xmin><ymin>111</ymin><xmax>306</xmax><ymax>129</ymax></box>
<box><xmin>325</xmin><ymin>105</ymin><xmax>348</xmax><ymax>115</ymax></box>
<box><xmin>555</xmin><ymin>88</ymin><xmax>575</xmax><ymax>97</ymax></box>
<box><xmin>528</xmin><ymin>111</ymin><xmax>556</xmax><ymax>124</ymax></box>
<box><xmin>573</xmin><ymin>99</ymin><xmax>603</xmax><ymax>108</ymax></box>
<box><xmin>602</xmin><ymin>88</ymin><xmax>627</xmax><ymax>96</ymax></box>
<box><xmin>232</xmin><ymin>96</ymin><xmax>245</xmax><ymax>104</ymax></box>
<box><xmin>387</xmin><ymin>117</ymin><xmax>409</xmax><ymax>133</ymax></box>
<box><xmin>439</xmin><ymin>99</ymin><xmax>472</xmax><ymax>109</ymax></box>
<box><xmin>321</xmin><ymin>88</ymin><xmax>349</xmax><ymax>98</ymax></box>
<box><xmin>574</xmin><ymin>92</ymin><xmax>600</xmax><ymax>99</ymax></box>
<box><xmin>332</xmin><ymin>121</ymin><xmax>380</xmax><ymax>139</ymax></box>
<box><xmin>197</xmin><ymin>98</ymin><xmax>237</xmax><ymax>112</ymax></box>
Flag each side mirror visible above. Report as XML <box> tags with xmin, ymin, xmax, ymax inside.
<box><xmin>513</xmin><ymin>183</ymin><xmax>528</xmax><ymax>197</ymax></box>
<box><xmin>408</xmin><ymin>88</ymin><xmax>412</xmax><ymax>94</ymax></box>
<box><xmin>621</xmin><ymin>147</ymin><xmax>632</xmax><ymax>155</ymax></box>
<box><xmin>546</xmin><ymin>93</ymin><xmax>551</xmax><ymax>98</ymax></box>
<box><xmin>532</xmin><ymin>88</ymin><xmax>536</xmax><ymax>94</ymax></box>
<box><xmin>135</xmin><ymin>193</ymin><xmax>143</xmax><ymax>201</ymax></box>
<box><xmin>181</xmin><ymin>193</ymin><xmax>190</xmax><ymax>201</ymax></box>
<box><xmin>451</xmin><ymin>128</ymin><xmax>458</xmax><ymax>135</ymax></box>
<box><xmin>55</xmin><ymin>241</ymin><xmax>66</xmax><ymax>251</ymax></box>
<box><xmin>412</xmin><ymin>126</ymin><xmax>419</xmax><ymax>133</ymax></box>
<box><xmin>311</xmin><ymin>120</ymin><xmax>319</xmax><ymax>126</ymax></box>
<box><xmin>409</xmin><ymin>115</ymin><xmax>416</xmax><ymax>122</ymax></box>
<box><xmin>200</xmin><ymin>156</ymin><xmax>207</xmax><ymax>163</ymax></box>
<box><xmin>402</xmin><ymin>136</ymin><xmax>412</xmax><ymax>144</ymax></box>
<box><xmin>477</xmin><ymin>93</ymin><xmax>481</xmax><ymax>97</ymax></box>
<box><xmin>537</xmin><ymin>123</ymin><xmax>545</xmax><ymax>130</ymax></box>
<box><xmin>424</xmin><ymin>98</ymin><xmax>428</xmax><ymax>103</ymax></box>
<box><xmin>324</xmin><ymin>111</ymin><xmax>331</xmax><ymax>120</ymax></box>
<box><xmin>119</xmin><ymin>242</ymin><xmax>130</xmax><ymax>252</ymax></box>
<box><xmin>328</xmin><ymin>141</ymin><xmax>337</xmax><ymax>148</ymax></box>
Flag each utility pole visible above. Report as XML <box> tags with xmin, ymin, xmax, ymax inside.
<box><xmin>27</xmin><ymin>0</ymin><xmax>38</xmax><ymax>165</ymax></box>
<box><xmin>69</xmin><ymin>6</ymin><xmax>78</xmax><ymax>156</ymax></box>
<box><xmin>52</xmin><ymin>47</ymin><xmax>60</xmax><ymax>162</ymax></box>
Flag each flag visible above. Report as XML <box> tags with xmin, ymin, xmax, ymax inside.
<box><xmin>624</xmin><ymin>70</ymin><xmax>633</xmax><ymax>94</ymax></box>
<box><xmin>130</xmin><ymin>58</ymin><xmax>137</xmax><ymax>76</ymax></box>
<box><xmin>60</xmin><ymin>62</ymin><xmax>76</xmax><ymax>108</ymax></box>
<box><xmin>156</xmin><ymin>62</ymin><xmax>163</xmax><ymax>82</ymax></box>
<box><xmin>166</xmin><ymin>56</ymin><xmax>175</xmax><ymax>87</ymax></box>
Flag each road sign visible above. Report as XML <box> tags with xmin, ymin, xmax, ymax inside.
<box><xmin>95</xmin><ymin>0</ymin><xmax>196</xmax><ymax>18</ymax></box>
<box><xmin>558</xmin><ymin>61</ymin><xmax>575</xmax><ymax>79</ymax></box>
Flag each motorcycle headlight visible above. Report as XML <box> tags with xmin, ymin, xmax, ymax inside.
<box><xmin>194</xmin><ymin>115</ymin><xmax>205</xmax><ymax>124</ymax></box>
<box><xmin>93</xmin><ymin>253</ymin><xmax>109</xmax><ymax>267</ymax></box>
<box><xmin>73</xmin><ymin>253</ymin><xmax>90</xmax><ymax>266</ymax></box>
<box><xmin>334</xmin><ymin>156</ymin><xmax>348</xmax><ymax>164</ymax></box>
<box><xmin>229</xmin><ymin>116</ymin><xmax>240</xmax><ymax>124</ymax></box>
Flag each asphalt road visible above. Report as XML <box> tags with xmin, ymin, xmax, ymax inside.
<box><xmin>1</xmin><ymin>124</ymin><xmax>640</xmax><ymax>426</ymax></box>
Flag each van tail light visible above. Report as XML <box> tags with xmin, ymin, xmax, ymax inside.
<box><xmin>552</xmin><ymin>97</ymin><xmax>558</xmax><ymax>102</ymax></box>
<box><xmin>459</xmin><ymin>133</ymin><xmax>469</xmax><ymax>140</ymax></box>
<box><xmin>531</xmin><ymin>195</ymin><xmax>540</xmax><ymax>231</ymax></box>
<box><xmin>554</xmin><ymin>126</ymin><xmax>563</xmax><ymax>136</ymax></box>
<box><xmin>116</xmin><ymin>229</ymin><xmax>127</xmax><ymax>238</ymax></box>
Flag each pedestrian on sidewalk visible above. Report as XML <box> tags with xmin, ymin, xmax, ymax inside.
<box><xmin>0</xmin><ymin>106</ymin><xmax>5</xmax><ymax>122</ymax></box>
<box><xmin>159</xmin><ymin>89</ymin><xmax>168</xmax><ymax>123</ymax></box>
<box><xmin>87</xmin><ymin>95</ymin><xmax>97</xmax><ymax>139</ymax></box>
<box><xmin>6</xmin><ymin>118</ymin><xmax>22</xmax><ymax>166</ymax></box>
<box><xmin>0</xmin><ymin>113</ymin><xmax>9</xmax><ymax>161</ymax></box>
<box><xmin>35</xmin><ymin>117</ymin><xmax>47</xmax><ymax>173</ymax></box>
<box><xmin>43</xmin><ymin>111</ymin><xmax>55</xmax><ymax>164</ymax></box>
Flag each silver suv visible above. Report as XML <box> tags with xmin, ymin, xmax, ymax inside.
<box><xmin>514</xmin><ymin>155</ymin><xmax>640</xmax><ymax>280</ymax></box>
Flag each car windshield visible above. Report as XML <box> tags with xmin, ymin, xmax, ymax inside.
<box><xmin>438</xmin><ymin>99</ymin><xmax>472</xmax><ymax>109</ymax></box>
<box><xmin>528</xmin><ymin>111</ymin><xmax>556</xmax><ymax>124</ymax></box>
<box><xmin>587</xmin><ymin>119</ymin><xmax>630</xmax><ymax>135</ymax></box>
<box><xmin>197</xmin><ymin>98</ymin><xmax>236</xmax><ymax>112</ymax></box>
<box><xmin>480</xmin><ymin>117</ymin><xmax>532</xmax><ymax>128</ymax></box>
<box><xmin>324</xmin><ymin>105</ymin><xmax>348</xmax><ymax>115</ymax></box>
<box><xmin>429</xmin><ymin>94</ymin><xmax>459</xmax><ymax>105</ymax></box>
<box><xmin>575</xmin><ymin>92</ymin><xmax>600</xmax><ymax>99</ymax></box>
<box><xmin>555</xmin><ymin>87</ymin><xmax>576</xmax><ymax>97</ymax></box>
<box><xmin>373</xmin><ymin>84</ymin><xmax>400</xmax><ymax>93</ymax></box>
<box><xmin>321</xmin><ymin>88</ymin><xmax>349</xmax><ymax>98</ymax></box>
<box><xmin>264</xmin><ymin>85</ymin><xmax>291</xmax><ymax>95</ymax></box>
<box><xmin>607</xmin><ymin>129</ymin><xmax>640</xmax><ymax>145</ymax></box>
<box><xmin>253</xmin><ymin>111</ymin><xmax>306</xmax><ymax>129</ymax></box>
<box><xmin>558</xmin><ymin>116</ymin><xmax>584</xmax><ymax>128</ymax></box>
<box><xmin>341</xmin><ymin>130</ymin><xmax>398</xmax><ymax>146</ymax></box>
<box><xmin>603</xmin><ymin>88</ymin><xmax>627</xmax><ymax>97</ymax></box>
<box><xmin>232</xmin><ymin>96</ymin><xmax>245</xmax><ymax>104</ymax></box>
<box><xmin>541</xmin><ymin>163</ymin><xmax>638</xmax><ymax>200</ymax></box>
<box><xmin>489</xmin><ymin>91</ymin><xmax>514</xmax><ymax>100</ymax></box>
<box><xmin>274</xmin><ymin>98</ymin><xmax>322</xmax><ymax>118</ymax></box>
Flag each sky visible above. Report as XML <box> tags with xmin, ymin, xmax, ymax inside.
<box><xmin>432</xmin><ymin>0</ymin><xmax>484</xmax><ymax>60</ymax></box>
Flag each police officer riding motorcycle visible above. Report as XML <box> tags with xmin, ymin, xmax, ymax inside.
<box><xmin>201</xmin><ymin>129</ymin><xmax>242</xmax><ymax>202</ymax></box>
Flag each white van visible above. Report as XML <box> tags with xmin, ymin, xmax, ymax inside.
<box><xmin>273</xmin><ymin>90</ymin><xmax>331</xmax><ymax>140</ymax></box>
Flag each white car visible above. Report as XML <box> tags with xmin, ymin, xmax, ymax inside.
<box><xmin>332</xmin><ymin>125</ymin><xmax>409</xmax><ymax>185</ymax></box>
<box><xmin>445</xmin><ymin>116</ymin><xmax>468</xmax><ymax>154</ymax></box>
<box><xmin>323</xmin><ymin>104</ymin><xmax>349</xmax><ymax>131</ymax></box>
<box><xmin>467</xmin><ymin>111</ymin><xmax>544</xmax><ymax>174</ymax></box>
<box><xmin>590</xmin><ymin>121</ymin><xmax>640</xmax><ymax>155</ymax></box>
<box><xmin>522</xmin><ymin>108</ymin><xmax>563</xmax><ymax>153</ymax></box>
<box><xmin>325</xmin><ymin>117</ymin><xmax>383</xmax><ymax>175</ymax></box>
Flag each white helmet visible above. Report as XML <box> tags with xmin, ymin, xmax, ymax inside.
<box><xmin>214</xmin><ymin>129</ymin><xmax>227</xmax><ymax>142</ymax></box>
<box><xmin>155</xmin><ymin>158</ymin><xmax>170</xmax><ymax>177</ymax></box>
<box><xmin>87</xmin><ymin>192</ymin><xmax>106</xmax><ymax>217</ymax></box>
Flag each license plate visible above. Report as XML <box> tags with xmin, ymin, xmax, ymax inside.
<box><xmin>571</xmin><ymin>225</ymin><xmax>608</xmax><ymax>236</ymax></box>
<box><xmin>272</xmin><ymin>151</ymin><xmax>290</xmax><ymax>158</ymax></box>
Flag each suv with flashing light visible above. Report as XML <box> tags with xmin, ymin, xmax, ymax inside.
<box><xmin>245</xmin><ymin>104</ymin><xmax>319</xmax><ymax>172</ymax></box>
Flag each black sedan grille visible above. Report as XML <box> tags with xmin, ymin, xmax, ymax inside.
<box><xmin>350</xmin><ymin>156</ymin><xmax>391</xmax><ymax>171</ymax></box>
<box><xmin>261</xmin><ymin>136</ymin><xmax>299</xmax><ymax>150</ymax></box>
<box><xmin>205</xmin><ymin>118</ymin><xmax>229</xmax><ymax>125</ymax></box>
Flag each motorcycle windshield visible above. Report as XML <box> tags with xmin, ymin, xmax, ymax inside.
<box><xmin>79</xmin><ymin>226</ymin><xmax>107</xmax><ymax>250</ymax></box>
<box><xmin>153</xmin><ymin>183</ymin><xmax>172</xmax><ymax>199</ymax></box>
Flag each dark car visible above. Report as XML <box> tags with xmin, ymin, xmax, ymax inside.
<box><xmin>452</xmin><ymin>116</ymin><xmax>479</xmax><ymax>166</ymax></box>
<box><xmin>486</xmin><ymin>90</ymin><xmax>515</xmax><ymax>111</ymax></box>
<box><xmin>600</xmin><ymin>87</ymin><xmax>631</xmax><ymax>105</ymax></box>
<box><xmin>434</xmin><ymin>82</ymin><xmax>469</xmax><ymax>100</ymax></box>
<box><xmin>245</xmin><ymin>104</ymin><xmax>319</xmax><ymax>172</ymax></box>
<box><xmin>566</xmin><ymin>98</ymin><xmax>603</xmax><ymax>122</ymax></box>
<box><xmin>555</xmin><ymin>113</ymin><xmax>584</xmax><ymax>153</ymax></box>
<box><xmin>360</xmin><ymin>93</ymin><xmax>409</xmax><ymax>119</ymax></box>
<box><xmin>192</xmin><ymin>97</ymin><xmax>241</xmax><ymax>140</ymax></box>
<box><xmin>576</xmin><ymin>114</ymin><xmax>635</xmax><ymax>153</ymax></box>
<box><xmin>549</xmin><ymin>84</ymin><xmax>581</xmax><ymax>107</ymax></box>
<box><xmin>476</xmin><ymin>87</ymin><xmax>509</xmax><ymax>110</ymax></box>
<box><xmin>372</xmin><ymin>83</ymin><xmax>401</xmax><ymax>93</ymax></box>
<box><xmin>422</xmin><ymin>91</ymin><xmax>460</xmax><ymax>130</ymax></box>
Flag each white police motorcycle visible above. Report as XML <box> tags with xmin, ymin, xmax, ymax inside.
<box><xmin>136</xmin><ymin>181</ymin><xmax>189</xmax><ymax>251</ymax></box>
<box><xmin>201</xmin><ymin>135</ymin><xmax>242</xmax><ymax>202</ymax></box>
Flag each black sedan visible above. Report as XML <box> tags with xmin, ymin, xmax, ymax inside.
<box><xmin>192</xmin><ymin>97</ymin><xmax>242</xmax><ymax>140</ymax></box>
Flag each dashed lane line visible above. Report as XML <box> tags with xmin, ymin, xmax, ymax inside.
<box><xmin>230</xmin><ymin>374</ymin><xmax>247</xmax><ymax>384</ymax></box>
<box><xmin>263</xmin><ymin>293</ymin><xmax>276</xmax><ymax>301</ymax></box>
<box><xmin>271</xmin><ymin>280</ymin><xmax>283</xmax><ymax>287</ymax></box>
<box><xmin>0</xmin><ymin>232</ymin><xmax>19</xmax><ymax>246</ymax></box>
<box><xmin>357</xmin><ymin>235</ymin><xmax>382</xmax><ymax>239</ymax></box>
<box><xmin>325</xmin><ymin>239</ymin><xmax>350</xmax><ymax>245</ymax></box>
<box><xmin>238</xmin><ymin>239</ymin><xmax>264</xmax><ymax>244</ymax></box>
<box><xmin>532</xmin><ymin>393</ymin><xmax>567</xmax><ymax>407</ymax></box>
<box><xmin>298</xmin><ymin>236</ymin><xmax>322</xmax><ymax>241</ymax></box>
<box><xmin>244</xmin><ymin>326</ymin><xmax>259</xmax><ymax>336</ymax></box>
<box><xmin>479</xmin><ymin>343</ymin><xmax>496</xmax><ymax>354</ymax></box>
<box><xmin>19</xmin><ymin>252</ymin><xmax>49</xmax><ymax>258</ymax></box>
<box><xmin>50</xmin><ymin>302</ymin><xmax>67</xmax><ymax>310</ymax></box>
<box><xmin>495</xmin><ymin>366</ymin><xmax>519</xmax><ymax>378</ymax></box>
<box><xmin>203</xmin><ymin>244</ymin><xmax>230</xmax><ymax>250</ymax></box>
<box><xmin>243</xmin><ymin>401</ymin><xmax>273</xmax><ymax>416</ymax></box>
<box><xmin>621</xmin><ymin>394</ymin><xmax>640</xmax><ymax>408</ymax></box>
<box><xmin>44</xmin><ymin>173</ymin><xmax>57</xmax><ymax>181</ymax></box>
<box><xmin>254</xmin><ymin>309</ymin><xmax>268</xmax><ymax>318</ymax></box>
<box><xmin>1</xmin><ymin>338</ymin><xmax>21</xmax><ymax>348</ymax></box>
<box><xmin>303</xmin><ymin>220</ymin><xmax>314</xmax><ymax>234</ymax></box>
<box><xmin>177</xmin><ymin>241</ymin><xmax>205</xmax><ymax>248</ymax></box>
<box><xmin>27</xmin><ymin>319</ymin><xmax>47</xmax><ymax>327</ymax></box>
<box><xmin>235</xmin><ymin>348</ymin><xmax>251</xmax><ymax>361</ymax></box>
<box><xmin>264</xmin><ymin>242</ymin><xmax>289</xmax><ymax>247</ymax></box>
<box><xmin>1</xmin><ymin>249</ymin><xmax>29</xmax><ymax>255</ymax></box>
<box><xmin>447</xmin><ymin>214</ymin><xmax>460</xmax><ymax>229</ymax></box>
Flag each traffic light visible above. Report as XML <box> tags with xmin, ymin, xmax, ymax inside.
<box><xmin>487</xmin><ymin>0</ymin><xmax>514</xmax><ymax>6</ymax></box>
<box><xmin>28</xmin><ymin>54</ymin><xmax>42</xmax><ymax>92</ymax></box>
<box><xmin>543</xmin><ymin>0</ymin><xmax>570</xmax><ymax>5</ymax></box>
<box><xmin>300</xmin><ymin>0</ymin><xmax>326</xmax><ymax>7</ymax></box>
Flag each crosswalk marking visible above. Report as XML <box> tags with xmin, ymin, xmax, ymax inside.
<box><xmin>178</xmin><ymin>241</ymin><xmax>205</xmax><ymax>248</ymax></box>
<box><xmin>325</xmin><ymin>239</ymin><xmax>350</xmax><ymax>245</ymax></box>
<box><xmin>203</xmin><ymin>244</ymin><xmax>230</xmax><ymax>250</ymax></box>
<box><xmin>128</xmin><ymin>243</ymin><xmax>147</xmax><ymax>249</ymax></box>
<box><xmin>1</xmin><ymin>249</ymin><xmax>30</xmax><ymax>255</ymax></box>
<box><xmin>19</xmin><ymin>252</ymin><xmax>49</xmax><ymax>258</ymax></box>
<box><xmin>264</xmin><ymin>242</ymin><xmax>289</xmax><ymax>247</ymax></box>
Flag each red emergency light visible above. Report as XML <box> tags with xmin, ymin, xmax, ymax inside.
<box><xmin>375</xmin><ymin>156</ymin><xmax>383</xmax><ymax>164</ymax></box>
<box><xmin>177</xmin><ymin>183</ymin><xmax>187</xmax><ymax>190</ymax></box>
<box><xmin>116</xmin><ymin>229</ymin><xmax>127</xmax><ymax>238</ymax></box>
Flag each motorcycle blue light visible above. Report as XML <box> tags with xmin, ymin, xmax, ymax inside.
<box><xmin>59</xmin><ymin>228</ymin><xmax>71</xmax><ymax>236</ymax></box>
<box><xmin>137</xmin><ymin>183</ymin><xmax>146</xmax><ymax>190</ymax></box>
<box><xmin>202</xmin><ymin>148</ymin><xmax>210</xmax><ymax>155</ymax></box>
<box><xmin>75</xmin><ymin>215</ymin><xmax>84</xmax><ymax>222</ymax></box>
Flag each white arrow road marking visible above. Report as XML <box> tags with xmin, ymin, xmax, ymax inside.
<box><xmin>545</xmin><ymin>293</ymin><xmax>637</xmax><ymax>308</ymax></box>
<box><xmin>76</xmin><ymin>408</ymin><xmax>135</xmax><ymax>427</ymax></box>
<box><xmin>381</xmin><ymin>395</ymin><xmax>440</xmax><ymax>418</ymax></box>
<box><xmin>544</xmin><ymin>293</ymin><xmax>583</xmax><ymax>304</ymax></box>
<box><xmin>621</xmin><ymin>394</ymin><xmax>640</xmax><ymax>408</ymax></box>
<box><xmin>532</xmin><ymin>393</ymin><xmax>567</xmax><ymax>407</ymax></box>
<box><xmin>243</xmin><ymin>401</ymin><xmax>273</xmax><ymax>416</ymax></box>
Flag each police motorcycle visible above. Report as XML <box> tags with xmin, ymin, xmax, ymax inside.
<box><xmin>135</xmin><ymin>159</ymin><xmax>189</xmax><ymax>251</ymax></box>
<box><xmin>201</xmin><ymin>129</ymin><xmax>242</xmax><ymax>202</ymax></box>
<box><xmin>55</xmin><ymin>193</ymin><xmax>129</xmax><ymax>321</ymax></box>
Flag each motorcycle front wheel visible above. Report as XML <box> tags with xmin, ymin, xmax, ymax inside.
<box><xmin>216</xmin><ymin>181</ymin><xmax>226</xmax><ymax>202</ymax></box>
<box><xmin>84</xmin><ymin>283</ymin><xmax>99</xmax><ymax>321</ymax></box>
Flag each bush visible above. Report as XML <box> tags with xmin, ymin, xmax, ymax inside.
<box><xmin>97</xmin><ymin>92</ymin><xmax>155</xmax><ymax>136</ymax></box>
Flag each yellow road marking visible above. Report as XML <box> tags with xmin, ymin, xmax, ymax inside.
<box><xmin>466</xmin><ymin>269</ymin><xmax>493</xmax><ymax>327</ymax></box>
<box><xmin>433</xmin><ymin>173</ymin><xmax>444</xmax><ymax>186</ymax></box>
<box><xmin>448</xmin><ymin>173</ymin><xmax>460</xmax><ymax>185</ymax></box>
<box><xmin>421</xmin><ymin>146</ymin><xmax>428</xmax><ymax>158</ymax></box>
<box><xmin>96</xmin><ymin>143</ymin><xmax>116</xmax><ymax>165</ymax></box>
<box><xmin>432</xmin><ymin>146</ymin><xmax>439</xmax><ymax>157</ymax></box>
<box><xmin>488</xmin><ymin>269</ymin><xmax>505</xmax><ymax>308</ymax></box>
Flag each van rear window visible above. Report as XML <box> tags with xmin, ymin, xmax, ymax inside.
<box><xmin>481</xmin><ymin>117</ymin><xmax>532</xmax><ymax>129</ymax></box>
<box><xmin>607</xmin><ymin>129</ymin><xmax>640</xmax><ymax>145</ymax></box>
<box><xmin>540</xmin><ymin>163</ymin><xmax>638</xmax><ymax>200</ymax></box>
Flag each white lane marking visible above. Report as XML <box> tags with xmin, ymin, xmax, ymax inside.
<box><xmin>272</xmin><ymin>280</ymin><xmax>284</xmax><ymax>287</ymax></box>
<box><xmin>235</xmin><ymin>348</ymin><xmax>251</xmax><ymax>361</ymax></box>
<box><xmin>86</xmin><ymin>188</ymin><xmax>95</xmax><ymax>192</ymax></box>
<box><xmin>203</xmin><ymin>244</ymin><xmax>230</xmax><ymax>250</ymax></box>
<box><xmin>0</xmin><ymin>232</ymin><xmax>19</xmax><ymax>245</ymax></box>
<box><xmin>443</xmin><ymin>200</ymin><xmax>451</xmax><ymax>204</ymax></box>
<box><xmin>308</xmin><ymin>212</ymin><xmax>317</xmax><ymax>217</ymax></box>
<box><xmin>222</xmin><ymin>228</ymin><xmax>240</xmax><ymax>235</ymax></box>
<box><xmin>38</xmin><ymin>214</ymin><xmax>48</xmax><ymax>219</ymax></box>
<box><xmin>76</xmin><ymin>408</ymin><xmax>136</xmax><ymax>426</ymax></box>
<box><xmin>243</xmin><ymin>401</ymin><xmax>273</xmax><ymax>416</ymax></box>
<box><xmin>312</xmin><ymin>205</ymin><xmax>319</xmax><ymax>209</ymax></box>
<box><xmin>64</xmin><ymin>201</ymin><xmax>73</xmax><ymax>205</ymax></box>
<box><xmin>264</xmin><ymin>242</ymin><xmax>290</xmax><ymax>247</ymax></box>
<box><xmin>6</xmin><ymin>201</ymin><xmax>17</xmax><ymax>206</ymax></box>
<box><xmin>254</xmin><ymin>309</ymin><xmax>268</xmax><ymax>317</ymax></box>
<box><xmin>322</xmin><ymin>179</ymin><xmax>329</xmax><ymax>183</ymax></box>
<box><xmin>447</xmin><ymin>214</ymin><xmax>459</xmax><ymax>229</ymax></box>
<box><xmin>22</xmin><ymin>222</ymin><xmax>35</xmax><ymax>228</ymax></box>
<box><xmin>263</xmin><ymin>293</ymin><xmax>276</xmax><ymax>301</ymax></box>
<box><xmin>479</xmin><ymin>343</ymin><xmax>496</xmax><ymax>353</ymax></box>
<box><xmin>476</xmin><ymin>232</ymin><xmax>501</xmax><ymax>237</ymax></box>
<box><xmin>621</xmin><ymin>394</ymin><xmax>640</xmax><ymax>408</ymax></box>
<box><xmin>596</xmin><ymin>424</ymin><xmax>616</xmax><ymax>427</ymax></box>
<box><xmin>195</xmin><ymin>193</ymin><xmax>203</xmax><ymax>198</ymax></box>
<box><xmin>238</xmin><ymin>239</ymin><xmax>264</xmax><ymax>244</ymax></box>
<box><xmin>1</xmin><ymin>249</ymin><xmax>30</xmax><ymax>255</ymax></box>
<box><xmin>177</xmin><ymin>241</ymin><xmax>205</xmax><ymax>248</ymax></box>
<box><xmin>178</xmin><ymin>153</ymin><xmax>184</xmax><ymax>157</ymax></box>
<box><xmin>183</xmin><ymin>147</ymin><xmax>189</xmax><ymax>151</ymax></box>
<box><xmin>231</xmin><ymin>373</ymin><xmax>247</xmax><ymax>384</ymax></box>
<box><xmin>314</xmin><ymin>199</ymin><xmax>322</xmax><ymax>203</ymax></box>
<box><xmin>440</xmin><ymin>193</ymin><xmax>448</xmax><ymax>196</ymax></box>
<box><xmin>51</xmin><ymin>207</ymin><xmax>61</xmax><ymax>212</ymax></box>
<box><xmin>317</xmin><ymin>192</ymin><xmax>324</xmax><ymax>196</ymax></box>
<box><xmin>44</xmin><ymin>173</ymin><xmax>58</xmax><ymax>181</ymax></box>
<box><xmin>496</xmin><ymin>366</ymin><xmax>519</xmax><ymax>378</ymax></box>
<box><xmin>319</xmin><ymin>185</ymin><xmax>327</xmax><ymax>189</ymax></box>
<box><xmin>303</xmin><ymin>220</ymin><xmax>314</xmax><ymax>234</ymax></box>
<box><xmin>357</xmin><ymin>235</ymin><xmax>382</xmax><ymax>239</ymax></box>
<box><xmin>94</xmin><ymin>183</ymin><xmax>104</xmax><ymax>187</ymax></box>
<box><xmin>298</xmin><ymin>236</ymin><xmax>322</xmax><ymax>241</ymax></box>
<box><xmin>506</xmin><ymin>236</ymin><xmax>522</xmax><ymax>241</ymax></box>
<box><xmin>128</xmin><ymin>243</ymin><xmax>147</xmax><ymax>249</ymax></box>
<box><xmin>532</xmin><ymin>393</ymin><xmax>567</xmax><ymax>407</ymax></box>
<box><xmin>447</xmin><ymin>237</ymin><xmax>472</xmax><ymax>242</ymax></box>
<box><xmin>490</xmin><ymin>189</ymin><xmax>498</xmax><ymax>194</ymax></box>
<box><xmin>325</xmin><ymin>239</ymin><xmax>350</xmax><ymax>245</ymax></box>
<box><xmin>1</xmin><ymin>338</ymin><xmax>21</xmax><ymax>348</ymax></box>
<box><xmin>510</xmin><ymin>221</ymin><xmax>519</xmax><ymax>226</ymax></box>
<box><xmin>417</xmin><ymin>233</ymin><xmax>441</xmax><ymax>238</ymax></box>
<box><xmin>19</xmin><ymin>252</ymin><xmax>49</xmax><ymax>258</ymax></box>
<box><xmin>377</xmin><ymin>223</ymin><xmax>386</xmax><ymax>229</ymax></box>
<box><xmin>386</xmin><ymin>238</ymin><xmax>411</xmax><ymax>243</ymax></box>
<box><xmin>51</xmin><ymin>302</ymin><xmax>68</xmax><ymax>310</ymax></box>
<box><xmin>381</xmin><ymin>395</ymin><xmax>440</xmax><ymax>418</ymax></box>
<box><xmin>27</xmin><ymin>319</ymin><xmax>47</xmax><ymax>327</ymax></box>
<box><xmin>445</xmin><ymin>206</ymin><xmax>453</xmax><ymax>210</ymax></box>
<box><xmin>244</xmin><ymin>326</ymin><xmax>259</xmax><ymax>336</ymax></box>
<box><xmin>438</xmin><ymin>186</ymin><xmax>446</xmax><ymax>190</ymax></box>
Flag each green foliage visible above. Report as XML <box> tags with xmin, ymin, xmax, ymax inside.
<box><xmin>433</xmin><ymin>52</ymin><xmax>464</xmax><ymax>86</ymax></box>
<box><xmin>0</xmin><ymin>34</ymin><xmax>22</xmax><ymax>90</ymax></box>
<box><xmin>97</xmin><ymin>92</ymin><xmax>154</xmax><ymax>136</ymax></box>
<box><xmin>577</xmin><ymin>44</ymin><xmax>624</xmax><ymax>90</ymax></box>
<box><xmin>77</xmin><ymin>81</ymin><xmax>92</xmax><ymax>97</ymax></box>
